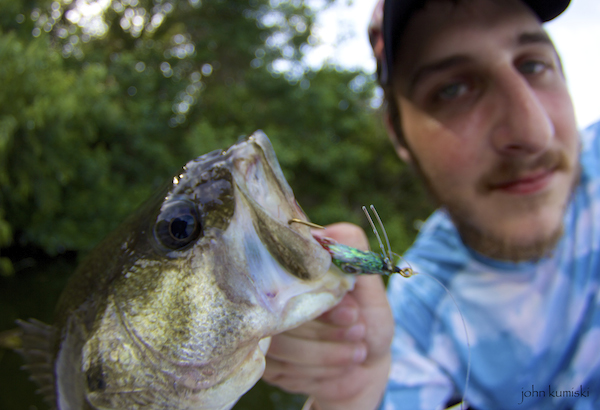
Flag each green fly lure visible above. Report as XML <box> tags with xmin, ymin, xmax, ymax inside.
<box><xmin>292</xmin><ymin>205</ymin><xmax>415</xmax><ymax>278</ymax></box>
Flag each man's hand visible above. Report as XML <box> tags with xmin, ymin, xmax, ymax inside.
<box><xmin>263</xmin><ymin>223</ymin><xmax>394</xmax><ymax>410</ymax></box>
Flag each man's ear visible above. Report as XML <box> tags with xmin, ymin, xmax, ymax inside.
<box><xmin>384</xmin><ymin>111</ymin><xmax>412</xmax><ymax>164</ymax></box>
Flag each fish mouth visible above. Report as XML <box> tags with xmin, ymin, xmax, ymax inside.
<box><xmin>229</xmin><ymin>131</ymin><xmax>306</xmax><ymax>223</ymax></box>
<box><xmin>223</xmin><ymin>131</ymin><xmax>352</xmax><ymax>333</ymax></box>
<box><xmin>229</xmin><ymin>131</ymin><xmax>332</xmax><ymax>280</ymax></box>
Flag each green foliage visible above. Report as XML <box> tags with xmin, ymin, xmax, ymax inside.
<box><xmin>0</xmin><ymin>0</ymin><xmax>433</xmax><ymax>274</ymax></box>
<box><xmin>0</xmin><ymin>29</ymin><xmax>162</xmax><ymax>257</ymax></box>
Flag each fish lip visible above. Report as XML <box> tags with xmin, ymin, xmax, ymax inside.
<box><xmin>245</xmin><ymin>131</ymin><xmax>296</xmax><ymax>198</ymax></box>
<box><xmin>230</xmin><ymin>131</ymin><xmax>319</xmax><ymax>239</ymax></box>
<box><xmin>234</xmin><ymin>131</ymin><xmax>306</xmax><ymax>224</ymax></box>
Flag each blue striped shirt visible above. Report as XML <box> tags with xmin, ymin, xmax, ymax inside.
<box><xmin>382</xmin><ymin>121</ymin><xmax>600</xmax><ymax>410</ymax></box>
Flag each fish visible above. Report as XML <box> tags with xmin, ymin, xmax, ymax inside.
<box><xmin>16</xmin><ymin>130</ymin><xmax>355</xmax><ymax>410</ymax></box>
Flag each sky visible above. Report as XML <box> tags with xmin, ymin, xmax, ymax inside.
<box><xmin>306</xmin><ymin>0</ymin><xmax>600</xmax><ymax>129</ymax></box>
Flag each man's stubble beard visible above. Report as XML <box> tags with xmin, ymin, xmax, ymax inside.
<box><xmin>405</xmin><ymin>147</ymin><xmax>580</xmax><ymax>262</ymax></box>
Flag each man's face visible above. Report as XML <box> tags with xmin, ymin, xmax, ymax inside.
<box><xmin>391</xmin><ymin>0</ymin><xmax>580</xmax><ymax>261</ymax></box>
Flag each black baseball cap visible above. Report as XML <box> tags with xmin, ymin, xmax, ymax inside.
<box><xmin>377</xmin><ymin>0</ymin><xmax>571</xmax><ymax>85</ymax></box>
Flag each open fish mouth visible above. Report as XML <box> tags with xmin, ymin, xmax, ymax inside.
<box><xmin>229</xmin><ymin>131</ymin><xmax>332</xmax><ymax>281</ymax></box>
<box><xmin>229</xmin><ymin>131</ymin><xmax>307</xmax><ymax>227</ymax></box>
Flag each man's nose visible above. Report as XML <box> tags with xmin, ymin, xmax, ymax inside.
<box><xmin>490</xmin><ymin>72</ymin><xmax>554</xmax><ymax>157</ymax></box>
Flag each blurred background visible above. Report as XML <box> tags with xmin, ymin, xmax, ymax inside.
<box><xmin>0</xmin><ymin>0</ymin><xmax>597</xmax><ymax>408</ymax></box>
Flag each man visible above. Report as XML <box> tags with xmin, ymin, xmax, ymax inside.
<box><xmin>263</xmin><ymin>0</ymin><xmax>600</xmax><ymax>409</ymax></box>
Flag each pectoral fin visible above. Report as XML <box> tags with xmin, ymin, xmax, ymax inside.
<box><xmin>16</xmin><ymin>318</ymin><xmax>58</xmax><ymax>408</ymax></box>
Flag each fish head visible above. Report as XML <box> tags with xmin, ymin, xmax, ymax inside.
<box><xmin>71</xmin><ymin>131</ymin><xmax>354</xmax><ymax>409</ymax></box>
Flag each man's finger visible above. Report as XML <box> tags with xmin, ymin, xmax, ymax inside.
<box><xmin>267</xmin><ymin>333</ymin><xmax>367</xmax><ymax>367</ymax></box>
<box><xmin>317</xmin><ymin>292</ymin><xmax>360</xmax><ymax>326</ymax></box>
<box><xmin>263</xmin><ymin>357</ymin><xmax>354</xmax><ymax>382</ymax></box>
<box><xmin>316</xmin><ymin>222</ymin><xmax>370</xmax><ymax>250</ymax></box>
<box><xmin>284</xmin><ymin>318</ymin><xmax>367</xmax><ymax>343</ymax></box>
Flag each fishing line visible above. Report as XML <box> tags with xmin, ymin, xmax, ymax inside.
<box><xmin>364</xmin><ymin>205</ymin><xmax>471</xmax><ymax>410</ymax></box>
<box><xmin>417</xmin><ymin>270</ymin><xmax>471</xmax><ymax>410</ymax></box>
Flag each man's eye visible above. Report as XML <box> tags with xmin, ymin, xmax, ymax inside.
<box><xmin>436</xmin><ymin>82</ymin><xmax>468</xmax><ymax>101</ymax></box>
<box><xmin>519</xmin><ymin>60</ymin><xmax>547</xmax><ymax>75</ymax></box>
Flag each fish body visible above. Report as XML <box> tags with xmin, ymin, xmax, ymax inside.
<box><xmin>18</xmin><ymin>131</ymin><xmax>355</xmax><ymax>410</ymax></box>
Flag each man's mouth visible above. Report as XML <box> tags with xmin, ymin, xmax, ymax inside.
<box><xmin>490</xmin><ymin>168</ymin><xmax>556</xmax><ymax>195</ymax></box>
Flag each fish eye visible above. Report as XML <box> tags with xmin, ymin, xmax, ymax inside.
<box><xmin>154</xmin><ymin>199</ymin><xmax>202</xmax><ymax>250</ymax></box>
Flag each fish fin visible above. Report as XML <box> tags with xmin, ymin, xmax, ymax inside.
<box><xmin>15</xmin><ymin>318</ymin><xmax>58</xmax><ymax>408</ymax></box>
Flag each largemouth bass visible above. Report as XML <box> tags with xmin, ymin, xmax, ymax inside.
<box><xmin>17</xmin><ymin>131</ymin><xmax>355</xmax><ymax>410</ymax></box>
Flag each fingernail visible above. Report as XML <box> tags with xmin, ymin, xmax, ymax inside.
<box><xmin>345</xmin><ymin>323</ymin><xmax>366</xmax><ymax>341</ymax></box>
<box><xmin>353</xmin><ymin>345</ymin><xmax>367</xmax><ymax>363</ymax></box>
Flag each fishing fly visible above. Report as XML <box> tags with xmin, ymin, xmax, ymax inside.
<box><xmin>291</xmin><ymin>205</ymin><xmax>414</xmax><ymax>277</ymax></box>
